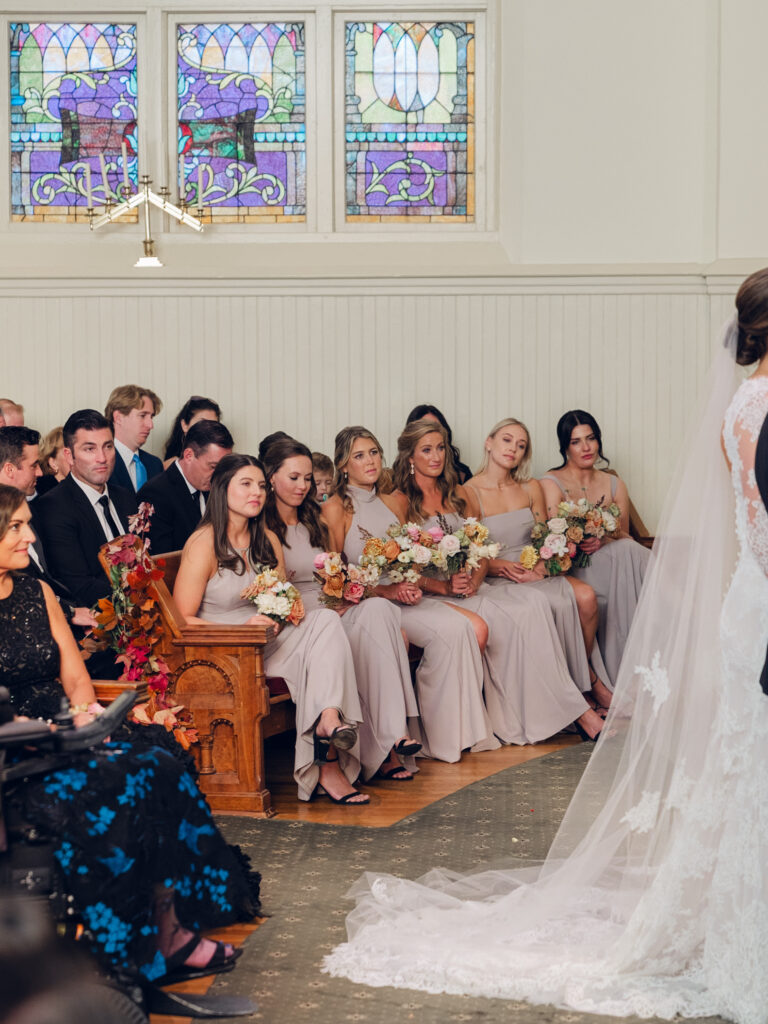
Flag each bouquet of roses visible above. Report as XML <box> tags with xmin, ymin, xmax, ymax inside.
<box><xmin>521</xmin><ymin>496</ymin><xmax>621</xmax><ymax>575</ymax></box>
<box><xmin>241</xmin><ymin>567</ymin><xmax>305</xmax><ymax>625</ymax></box>
<box><xmin>359</xmin><ymin>523</ymin><xmax>436</xmax><ymax>584</ymax></box>
<box><xmin>313</xmin><ymin>551</ymin><xmax>380</xmax><ymax>609</ymax></box>
<box><xmin>423</xmin><ymin>517</ymin><xmax>501</xmax><ymax>578</ymax></box>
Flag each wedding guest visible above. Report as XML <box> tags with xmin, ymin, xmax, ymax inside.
<box><xmin>0</xmin><ymin>427</ymin><xmax>42</xmax><ymax>498</ymax></box>
<box><xmin>263</xmin><ymin>438</ymin><xmax>423</xmax><ymax>781</ymax></box>
<box><xmin>35</xmin><ymin>410</ymin><xmax>137</xmax><ymax>606</ymax></box>
<box><xmin>0</xmin><ymin>485</ymin><xmax>257</xmax><ymax>985</ymax></box>
<box><xmin>0</xmin><ymin>399</ymin><xmax>24</xmax><ymax>425</ymax></box>
<box><xmin>162</xmin><ymin>395</ymin><xmax>222</xmax><ymax>468</ymax></box>
<box><xmin>138</xmin><ymin>419</ymin><xmax>233</xmax><ymax>554</ymax></box>
<box><xmin>36</xmin><ymin>425</ymin><xmax>69</xmax><ymax>496</ymax></box>
<box><xmin>405</xmin><ymin>404</ymin><xmax>472</xmax><ymax>482</ymax></box>
<box><xmin>312</xmin><ymin>452</ymin><xmax>334</xmax><ymax>503</ymax></box>
<box><xmin>105</xmin><ymin>384</ymin><xmax>163</xmax><ymax>492</ymax></box>
<box><xmin>324</xmin><ymin>426</ymin><xmax>498</xmax><ymax>763</ymax></box>
<box><xmin>392</xmin><ymin>419</ymin><xmax>604</xmax><ymax>744</ymax></box>
<box><xmin>466</xmin><ymin>418</ymin><xmax>612</xmax><ymax>712</ymax></box>
<box><xmin>540</xmin><ymin>411</ymin><xmax>651</xmax><ymax>685</ymax></box>
<box><xmin>173</xmin><ymin>454</ymin><xmax>368</xmax><ymax>805</ymax></box>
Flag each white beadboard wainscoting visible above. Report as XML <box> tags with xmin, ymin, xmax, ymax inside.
<box><xmin>1</xmin><ymin>274</ymin><xmax>742</xmax><ymax>531</ymax></box>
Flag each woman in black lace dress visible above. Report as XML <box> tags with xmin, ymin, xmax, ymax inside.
<box><xmin>0</xmin><ymin>485</ymin><xmax>258</xmax><ymax>984</ymax></box>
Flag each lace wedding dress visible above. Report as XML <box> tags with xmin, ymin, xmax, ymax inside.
<box><xmin>324</xmin><ymin>341</ymin><xmax>768</xmax><ymax>1024</ymax></box>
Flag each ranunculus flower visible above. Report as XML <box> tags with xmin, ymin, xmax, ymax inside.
<box><xmin>540</xmin><ymin>546</ymin><xmax>554</xmax><ymax>559</ymax></box>
<box><xmin>407</xmin><ymin>525</ymin><xmax>420</xmax><ymax>541</ymax></box>
<box><xmin>439</xmin><ymin>534</ymin><xmax>461</xmax><ymax>555</ymax></box>
<box><xmin>313</xmin><ymin>552</ymin><xmax>327</xmax><ymax>570</ymax></box>
<box><xmin>343</xmin><ymin>581</ymin><xmax>365</xmax><ymax>603</ymax></box>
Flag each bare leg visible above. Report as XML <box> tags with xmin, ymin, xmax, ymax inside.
<box><xmin>443</xmin><ymin>604</ymin><xmax>489</xmax><ymax>654</ymax></box>
<box><xmin>315</xmin><ymin>709</ymin><xmax>370</xmax><ymax>803</ymax></box>
<box><xmin>154</xmin><ymin>886</ymin><xmax>234</xmax><ymax>967</ymax></box>
<box><xmin>575</xmin><ymin>706</ymin><xmax>604</xmax><ymax>741</ymax></box>
<box><xmin>565</xmin><ymin>577</ymin><xmax>611</xmax><ymax>708</ymax></box>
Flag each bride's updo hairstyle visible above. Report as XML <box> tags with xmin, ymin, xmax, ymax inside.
<box><xmin>392</xmin><ymin>419</ymin><xmax>466</xmax><ymax>522</ymax></box>
<box><xmin>332</xmin><ymin>426</ymin><xmax>389</xmax><ymax>511</ymax></box>
<box><xmin>201</xmin><ymin>453</ymin><xmax>276</xmax><ymax>574</ymax></box>
<box><xmin>553</xmin><ymin>410</ymin><xmax>610</xmax><ymax>470</ymax></box>
<box><xmin>263</xmin><ymin>438</ymin><xmax>330</xmax><ymax>551</ymax></box>
<box><xmin>0</xmin><ymin>484</ymin><xmax>25</xmax><ymax>539</ymax></box>
<box><xmin>735</xmin><ymin>267</ymin><xmax>768</xmax><ymax>366</ymax></box>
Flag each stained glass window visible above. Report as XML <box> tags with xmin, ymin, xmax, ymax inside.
<box><xmin>345</xmin><ymin>21</ymin><xmax>474</xmax><ymax>222</ymax></box>
<box><xmin>10</xmin><ymin>22</ymin><xmax>138</xmax><ymax>222</ymax></box>
<box><xmin>177</xmin><ymin>23</ymin><xmax>306</xmax><ymax>224</ymax></box>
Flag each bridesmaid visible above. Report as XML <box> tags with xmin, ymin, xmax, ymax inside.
<box><xmin>262</xmin><ymin>438</ymin><xmax>423</xmax><ymax>782</ymax></box>
<box><xmin>392</xmin><ymin>419</ymin><xmax>604</xmax><ymax>744</ymax></box>
<box><xmin>323</xmin><ymin>426</ymin><xmax>498</xmax><ymax>763</ymax></box>
<box><xmin>466</xmin><ymin>418</ymin><xmax>613</xmax><ymax>711</ymax></box>
<box><xmin>173</xmin><ymin>454</ymin><xmax>369</xmax><ymax>805</ymax></box>
<box><xmin>540</xmin><ymin>410</ymin><xmax>651</xmax><ymax>685</ymax></box>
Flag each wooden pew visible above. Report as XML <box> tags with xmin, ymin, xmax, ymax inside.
<box><xmin>99</xmin><ymin>545</ymin><xmax>292</xmax><ymax>817</ymax></box>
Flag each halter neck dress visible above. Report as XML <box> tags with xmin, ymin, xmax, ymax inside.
<box><xmin>468</xmin><ymin>486</ymin><xmax>597</xmax><ymax>693</ymax></box>
<box><xmin>419</xmin><ymin>510</ymin><xmax>589</xmax><ymax>744</ymax></box>
<box><xmin>281</xmin><ymin>519</ymin><xmax>419</xmax><ymax>780</ymax></box>
<box><xmin>343</xmin><ymin>485</ymin><xmax>497</xmax><ymax>762</ymax></box>
<box><xmin>540</xmin><ymin>473</ymin><xmax>651</xmax><ymax>684</ymax></box>
<box><xmin>198</xmin><ymin>548</ymin><xmax>362</xmax><ymax>801</ymax></box>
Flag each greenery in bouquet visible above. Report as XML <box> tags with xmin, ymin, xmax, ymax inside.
<box><xmin>312</xmin><ymin>551</ymin><xmax>380</xmax><ymax>609</ymax></box>
<box><xmin>241</xmin><ymin>566</ymin><xmax>305</xmax><ymax>624</ymax></box>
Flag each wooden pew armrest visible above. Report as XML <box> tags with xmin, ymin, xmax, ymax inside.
<box><xmin>176</xmin><ymin>623</ymin><xmax>278</xmax><ymax>646</ymax></box>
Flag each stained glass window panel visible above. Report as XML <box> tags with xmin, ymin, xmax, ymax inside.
<box><xmin>345</xmin><ymin>21</ymin><xmax>474</xmax><ymax>222</ymax></box>
<box><xmin>177</xmin><ymin>23</ymin><xmax>306</xmax><ymax>224</ymax></box>
<box><xmin>10</xmin><ymin>23</ymin><xmax>138</xmax><ymax>223</ymax></box>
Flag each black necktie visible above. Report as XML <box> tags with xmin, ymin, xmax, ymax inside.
<box><xmin>191</xmin><ymin>490</ymin><xmax>201</xmax><ymax>508</ymax></box>
<box><xmin>97</xmin><ymin>495</ymin><xmax>121</xmax><ymax>539</ymax></box>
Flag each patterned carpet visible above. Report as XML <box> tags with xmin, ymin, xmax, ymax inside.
<box><xmin>212</xmin><ymin>746</ymin><xmax>727</xmax><ymax>1024</ymax></box>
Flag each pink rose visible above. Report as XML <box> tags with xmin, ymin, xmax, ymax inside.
<box><xmin>343</xmin><ymin>581</ymin><xmax>365</xmax><ymax>603</ymax></box>
<box><xmin>567</xmin><ymin>542</ymin><xmax>577</xmax><ymax>557</ymax></box>
<box><xmin>540</xmin><ymin>546</ymin><xmax>554</xmax><ymax>559</ymax></box>
<box><xmin>427</xmin><ymin>526</ymin><xmax>444</xmax><ymax>542</ymax></box>
<box><xmin>407</xmin><ymin>525</ymin><xmax>420</xmax><ymax>541</ymax></box>
<box><xmin>313</xmin><ymin>552</ymin><xmax>327</xmax><ymax>570</ymax></box>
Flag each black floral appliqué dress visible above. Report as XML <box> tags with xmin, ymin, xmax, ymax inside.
<box><xmin>1</xmin><ymin>575</ymin><xmax>258</xmax><ymax>981</ymax></box>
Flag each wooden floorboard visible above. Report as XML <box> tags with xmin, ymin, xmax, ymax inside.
<box><xmin>149</xmin><ymin>731</ymin><xmax>584</xmax><ymax>1022</ymax></box>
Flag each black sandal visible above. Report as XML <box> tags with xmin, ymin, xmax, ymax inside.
<box><xmin>393</xmin><ymin>737</ymin><xmax>422</xmax><ymax>756</ymax></box>
<box><xmin>375</xmin><ymin>764</ymin><xmax>414</xmax><ymax>781</ymax></box>
<box><xmin>158</xmin><ymin>935</ymin><xmax>242</xmax><ymax>984</ymax></box>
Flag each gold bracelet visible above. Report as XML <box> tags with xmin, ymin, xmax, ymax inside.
<box><xmin>69</xmin><ymin>703</ymin><xmax>90</xmax><ymax>714</ymax></box>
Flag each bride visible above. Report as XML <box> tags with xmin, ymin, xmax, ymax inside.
<box><xmin>323</xmin><ymin>268</ymin><xmax>768</xmax><ymax>1024</ymax></box>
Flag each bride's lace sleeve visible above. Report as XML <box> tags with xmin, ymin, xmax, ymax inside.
<box><xmin>725</xmin><ymin>382</ymin><xmax>768</xmax><ymax>575</ymax></box>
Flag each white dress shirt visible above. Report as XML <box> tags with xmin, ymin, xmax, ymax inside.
<box><xmin>115</xmin><ymin>438</ymin><xmax>139</xmax><ymax>488</ymax></box>
<box><xmin>175</xmin><ymin>460</ymin><xmax>206</xmax><ymax>515</ymax></box>
<box><xmin>71</xmin><ymin>475</ymin><xmax>122</xmax><ymax>541</ymax></box>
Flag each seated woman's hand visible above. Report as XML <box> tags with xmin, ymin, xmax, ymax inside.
<box><xmin>394</xmin><ymin>582</ymin><xmax>422</xmax><ymax>605</ymax></box>
<box><xmin>450</xmin><ymin>570</ymin><xmax>474</xmax><ymax>597</ymax></box>
<box><xmin>507</xmin><ymin>561</ymin><xmax>547</xmax><ymax>583</ymax></box>
<box><xmin>247</xmin><ymin>613</ymin><xmax>283</xmax><ymax>634</ymax></box>
<box><xmin>492</xmin><ymin>560</ymin><xmax>519</xmax><ymax>580</ymax></box>
<box><xmin>579</xmin><ymin>537</ymin><xmax>602</xmax><ymax>555</ymax></box>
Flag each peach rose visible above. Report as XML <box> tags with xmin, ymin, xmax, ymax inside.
<box><xmin>288</xmin><ymin>598</ymin><xmax>305</xmax><ymax>625</ymax></box>
<box><xmin>566</xmin><ymin>525</ymin><xmax>584</xmax><ymax>544</ymax></box>
<box><xmin>323</xmin><ymin>573</ymin><xmax>345</xmax><ymax>598</ymax></box>
<box><xmin>383</xmin><ymin>540</ymin><xmax>401</xmax><ymax>562</ymax></box>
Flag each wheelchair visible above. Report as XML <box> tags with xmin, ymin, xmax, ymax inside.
<box><xmin>0</xmin><ymin>688</ymin><xmax>256</xmax><ymax>1019</ymax></box>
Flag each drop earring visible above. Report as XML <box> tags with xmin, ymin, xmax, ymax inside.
<box><xmin>343</xmin><ymin>471</ymin><xmax>348</xmax><ymax>481</ymax></box>
<box><xmin>409</xmin><ymin>463</ymin><xmax>415</xmax><ymax>476</ymax></box>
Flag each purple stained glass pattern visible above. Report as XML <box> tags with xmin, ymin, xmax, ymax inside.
<box><xmin>10</xmin><ymin>23</ymin><xmax>138</xmax><ymax>222</ymax></box>
<box><xmin>177</xmin><ymin>23</ymin><xmax>305</xmax><ymax>224</ymax></box>
<box><xmin>346</xmin><ymin>21</ymin><xmax>474</xmax><ymax>222</ymax></box>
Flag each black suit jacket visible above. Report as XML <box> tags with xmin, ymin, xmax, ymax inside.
<box><xmin>109</xmin><ymin>448</ymin><xmax>163</xmax><ymax>492</ymax></box>
<box><xmin>35</xmin><ymin>474</ymin><xmax>138</xmax><ymax>607</ymax></box>
<box><xmin>138</xmin><ymin>462</ymin><xmax>204</xmax><ymax>554</ymax></box>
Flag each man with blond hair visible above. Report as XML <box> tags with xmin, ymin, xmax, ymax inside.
<box><xmin>105</xmin><ymin>383</ymin><xmax>163</xmax><ymax>491</ymax></box>
<box><xmin>0</xmin><ymin>398</ymin><xmax>24</xmax><ymax>425</ymax></box>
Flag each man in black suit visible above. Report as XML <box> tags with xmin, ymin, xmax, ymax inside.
<box><xmin>35</xmin><ymin>409</ymin><xmax>137</xmax><ymax>607</ymax></box>
<box><xmin>105</xmin><ymin>384</ymin><xmax>163</xmax><ymax>492</ymax></box>
<box><xmin>138</xmin><ymin>419</ymin><xmax>234</xmax><ymax>553</ymax></box>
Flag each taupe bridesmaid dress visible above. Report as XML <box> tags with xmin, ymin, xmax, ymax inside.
<box><xmin>343</xmin><ymin>485</ymin><xmax>498</xmax><ymax>762</ymax></box>
<box><xmin>541</xmin><ymin>474</ymin><xmax>651</xmax><ymax>684</ymax></box>
<box><xmin>468</xmin><ymin>485</ymin><xmax>609</xmax><ymax>692</ymax></box>
<box><xmin>198</xmin><ymin>552</ymin><xmax>362</xmax><ymax>801</ymax></box>
<box><xmin>420</xmin><ymin>511</ymin><xmax>589</xmax><ymax>745</ymax></box>
<box><xmin>282</xmin><ymin>521</ymin><xmax>420</xmax><ymax>781</ymax></box>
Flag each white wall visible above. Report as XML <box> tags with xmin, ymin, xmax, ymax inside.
<box><xmin>1</xmin><ymin>1</ymin><xmax>766</xmax><ymax>530</ymax></box>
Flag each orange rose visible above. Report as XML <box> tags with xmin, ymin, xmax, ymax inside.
<box><xmin>566</xmin><ymin>525</ymin><xmax>584</xmax><ymax>544</ymax></box>
<box><xmin>558</xmin><ymin>554</ymin><xmax>572</xmax><ymax>572</ymax></box>
<box><xmin>288</xmin><ymin>598</ymin><xmax>305</xmax><ymax>625</ymax></box>
<box><xmin>382</xmin><ymin>540</ymin><xmax>401</xmax><ymax>562</ymax></box>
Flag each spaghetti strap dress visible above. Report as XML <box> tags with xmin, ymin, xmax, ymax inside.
<box><xmin>343</xmin><ymin>485</ymin><xmax>497</xmax><ymax>762</ymax></box>
<box><xmin>198</xmin><ymin>553</ymin><xmax>363</xmax><ymax>801</ymax></box>
<box><xmin>421</xmin><ymin>510</ymin><xmax>588</xmax><ymax>745</ymax></box>
<box><xmin>281</xmin><ymin>521</ymin><xmax>419</xmax><ymax>780</ymax></box>
<box><xmin>541</xmin><ymin>473</ymin><xmax>651</xmax><ymax>684</ymax></box>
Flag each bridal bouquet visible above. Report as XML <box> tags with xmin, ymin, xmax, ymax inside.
<box><xmin>241</xmin><ymin>567</ymin><xmax>305</xmax><ymax>625</ymax></box>
<box><xmin>359</xmin><ymin>523</ymin><xmax>435</xmax><ymax>584</ymax></box>
<box><xmin>423</xmin><ymin>517</ymin><xmax>501</xmax><ymax>578</ymax></box>
<box><xmin>313</xmin><ymin>551</ymin><xmax>380</xmax><ymax>609</ymax></box>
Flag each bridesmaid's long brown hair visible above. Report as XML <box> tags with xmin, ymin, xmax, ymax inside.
<box><xmin>201</xmin><ymin>454</ymin><xmax>276</xmax><ymax>575</ymax></box>
<box><xmin>392</xmin><ymin>419</ymin><xmax>466</xmax><ymax>522</ymax></box>
<box><xmin>263</xmin><ymin>439</ymin><xmax>330</xmax><ymax>550</ymax></box>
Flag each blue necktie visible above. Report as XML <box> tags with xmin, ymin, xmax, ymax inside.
<box><xmin>133</xmin><ymin>452</ymin><xmax>147</xmax><ymax>491</ymax></box>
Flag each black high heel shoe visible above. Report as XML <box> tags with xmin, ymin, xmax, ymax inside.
<box><xmin>313</xmin><ymin>722</ymin><xmax>358</xmax><ymax>763</ymax></box>
<box><xmin>573</xmin><ymin>720</ymin><xmax>601</xmax><ymax>744</ymax></box>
